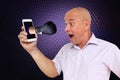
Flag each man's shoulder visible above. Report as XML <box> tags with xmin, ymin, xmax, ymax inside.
<box><xmin>96</xmin><ymin>37</ymin><xmax>117</xmax><ymax>48</ymax></box>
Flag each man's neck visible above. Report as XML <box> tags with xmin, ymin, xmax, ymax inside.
<box><xmin>78</xmin><ymin>32</ymin><xmax>92</xmax><ymax>48</ymax></box>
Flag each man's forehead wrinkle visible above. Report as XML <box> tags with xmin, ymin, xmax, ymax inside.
<box><xmin>65</xmin><ymin>19</ymin><xmax>75</xmax><ymax>23</ymax></box>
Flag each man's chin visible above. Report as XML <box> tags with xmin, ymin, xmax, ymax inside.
<box><xmin>70</xmin><ymin>40</ymin><xmax>79</xmax><ymax>45</ymax></box>
<box><xmin>70</xmin><ymin>40</ymin><xmax>76</xmax><ymax>44</ymax></box>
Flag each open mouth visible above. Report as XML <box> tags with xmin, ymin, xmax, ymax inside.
<box><xmin>68</xmin><ymin>34</ymin><xmax>74</xmax><ymax>38</ymax></box>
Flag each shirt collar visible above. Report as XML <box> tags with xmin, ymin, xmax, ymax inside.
<box><xmin>71</xmin><ymin>33</ymin><xmax>99</xmax><ymax>49</ymax></box>
<box><xmin>86</xmin><ymin>33</ymin><xmax>99</xmax><ymax>45</ymax></box>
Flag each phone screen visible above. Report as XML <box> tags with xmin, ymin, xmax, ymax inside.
<box><xmin>23</xmin><ymin>22</ymin><xmax>36</xmax><ymax>39</ymax></box>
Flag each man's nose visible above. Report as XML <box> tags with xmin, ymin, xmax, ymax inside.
<box><xmin>64</xmin><ymin>25</ymin><xmax>70</xmax><ymax>32</ymax></box>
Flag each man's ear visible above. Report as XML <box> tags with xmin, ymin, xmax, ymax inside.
<box><xmin>84</xmin><ymin>19</ymin><xmax>90</xmax><ymax>31</ymax></box>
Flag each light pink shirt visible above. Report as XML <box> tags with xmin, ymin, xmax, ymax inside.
<box><xmin>53</xmin><ymin>34</ymin><xmax>120</xmax><ymax>80</ymax></box>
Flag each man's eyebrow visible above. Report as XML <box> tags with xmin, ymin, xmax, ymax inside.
<box><xmin>68</xmin><ymin>19</ymin><xmax>74</xmax><ymax>21</ymax></box>
<box><xmin>64</xmin><ymin>19</ymin><xmax>75</xmax><ymax>22</ymax></box>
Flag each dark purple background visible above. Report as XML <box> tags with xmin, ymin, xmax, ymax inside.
<box><xmin>0</xmin><ymin>0</ymin><xmax>120</xmax><ymax>80</ymax></box>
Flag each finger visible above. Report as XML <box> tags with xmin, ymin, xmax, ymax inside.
<box><xmin>18</xmin><ymin>34</ymin><xmax>27</xmax><ymax>40</ymax></box>
<box><xmin>21</xmin><ymin>31</ymin><xmax>27</xmax><ymax>36</ymax></box>
<box><xmin>20</xmin><ymin>38</ymin><xmax>28</xmax><ymax>43</ymax></box>
<box><xmin>18</xmin><ymin>33</ymin><xmax>28</xmax><ymax>43</ymax></box>
<box><xmin>21</xmin><ymin>26</ymin><xmax>25</xmax><ymax>31</ymax></box>
<box><xmin>18</xmin><ymin>31</ymin><xmax>27</xmax><ymax>40</ymax></box>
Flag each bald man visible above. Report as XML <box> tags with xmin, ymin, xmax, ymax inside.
<box><xmin>18</xmin><ymin>7</ymin><xmax>120</xmax><ymax>80</ymax></box>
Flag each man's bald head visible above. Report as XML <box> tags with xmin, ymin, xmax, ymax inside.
<box><xmin>64</xmin><ymin>7</ymin><xmax>92</xmax><ymax>48</ymax></box>
<box><xmin>65</xmin><ymin>7</ymin><xmax>91</xmax><ymax>22</ymax></box>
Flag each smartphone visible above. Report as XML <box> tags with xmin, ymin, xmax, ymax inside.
<box><xmin>22</xmin><ymin>19</ymin><xmax>36</xmax><ymax>42</ymax></box>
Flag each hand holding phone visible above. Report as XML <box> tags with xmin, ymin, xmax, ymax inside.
<box><xmin>22</xmin><ymin>19</ymin><xmax>37</xmax><ymax>42</ymax></box>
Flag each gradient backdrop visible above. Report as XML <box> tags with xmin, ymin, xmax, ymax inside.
<box><xmin>0</xmin><ymin>0</ymin><xmax>120</xmax><ymax>80</ymax></box>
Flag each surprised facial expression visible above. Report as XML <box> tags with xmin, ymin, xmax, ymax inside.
<box><xmin>64</xmin><ymin>11</ymin><xmax>87</xmax><ymax>45</ymax></box>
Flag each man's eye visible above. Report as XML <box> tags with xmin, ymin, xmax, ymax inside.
<box><xmin>70</xmin><ymin>23</ymin><xmax>74</xmax><ymax>27</ymax></box>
